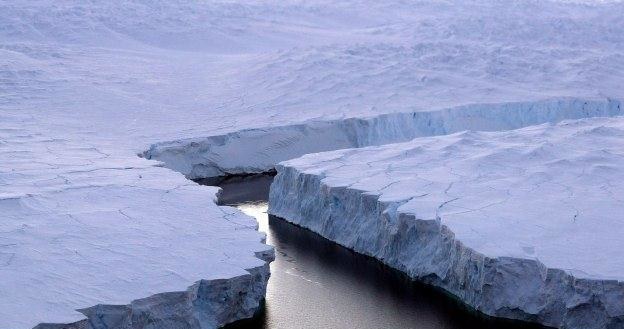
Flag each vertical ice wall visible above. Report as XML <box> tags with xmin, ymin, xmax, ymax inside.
<box><xmin>267</xmin><ymin>117</ymin><xmax>624</xmax><ymax>329</ymax></box>
<box><xmin>145</xmin><ymin>98</ymin><xmax>622</xmax><ymax>179</ymax></box>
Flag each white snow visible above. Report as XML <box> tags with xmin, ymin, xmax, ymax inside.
<box><xmin>0</xmin><ymin>137</ymin><xmax>273</xmax><ymax>328</ymax></box>
<box><xmin>2</xmin><ymin>0</ymin><xmax>624</xmax><ymax>328</ymax></box>
<box><xmin>269</xmin><ymin>117</ymin><xmax>624</xmax><ymax>328</ymax></box>
<box><xmin>145</xmin><ymin>98</ymin><xmax>623</xmax><ymax>179</ymax></box>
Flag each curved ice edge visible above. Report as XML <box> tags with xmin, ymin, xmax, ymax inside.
<box><xmin>135</xmin><ymin>97</ymin><xmax>624</xmax><ymax>329</ymax></box>
<box><xmin>32</xmin><ymin>233</ymin><xmax>274</xmax><ymax>329</ymax></box>
<box><xmin>142</xmin><ymin>97</ymin><xmax>622</xmax><ymax>180</ymax></box>
<box><xmin>268</xmin><ymin>167</ymin><xmax>624</xmax><ymax>329</ymax></box>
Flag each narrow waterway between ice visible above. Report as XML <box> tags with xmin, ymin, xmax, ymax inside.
<box><xmin>206</xmin><ymin>175</ymin><xmax>544</xmax><ymax>329</ymax></box>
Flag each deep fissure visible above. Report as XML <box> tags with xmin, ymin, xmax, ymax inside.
<box><xmin>203</xmin><ymin>174</ymin><xmax>548</xmax><ymax>329</ymax></box>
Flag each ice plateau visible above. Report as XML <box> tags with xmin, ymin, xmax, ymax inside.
<box><xmin>2</xmin><ymin>0</ymin><xmax>624</xmax><ymax>328</ymax></box>
<box><xmin>269</xmin><ymin>117</ymin><xmax>624</xmax><ymax>329</ymax></box>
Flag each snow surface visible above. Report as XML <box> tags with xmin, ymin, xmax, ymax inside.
<box><xmin>0</xmin><ymin>143</ymin><xmax>273</xmax><ymax>328</ymax></box>
<box><xmin>269</xmin><ymin>117</ymin><xmax>624</xmax><ymax>328</ymax></box>
<box><xmin>2</xmin><ymin>0</ymin><xmax>624</xmax><ymax>327</ymax></box>
<box><xmin>145</xmin><ymin>98</ymin><xmax>623</xmax><ymax>179</ymax></box>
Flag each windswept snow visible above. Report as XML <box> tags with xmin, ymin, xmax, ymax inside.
<box><xmin>2</xmin><ymin>0</ymin><xmax>624</xmax><ymax>328</ymax></box>
<box><xmin>269</xmin><ymin>117</ymin><xmax>624</xmax><ymax>329</ymax></box>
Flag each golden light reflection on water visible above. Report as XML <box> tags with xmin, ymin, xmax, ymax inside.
<box><xmin>218</xmin><ymin>176</ymin><xmax>542</xmax><ymax>329</ymax></box>
<box><xmin>236</xmin><ymin>202</ymin><xmax>271</xmax><ymax>243</ymax></box>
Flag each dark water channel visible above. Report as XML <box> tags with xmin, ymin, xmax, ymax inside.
<box><xmin>201</xmin><ymin>174</ymin><xmax>545</xmax><ymax>329</ymax></box>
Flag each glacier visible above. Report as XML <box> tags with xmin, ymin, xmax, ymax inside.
<box><xmin>269</xmin><ymin>117</ymin><xmax>624</xmax><ymax>329</ymax></box>
<box><xmin>2</xmin><ymin>0</ymin><xmax>624</xmax><ymax>328</ymax></box>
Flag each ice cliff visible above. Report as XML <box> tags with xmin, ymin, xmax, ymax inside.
<box><xmin>1</xmin><ymin>146</ymin><xmax>273</xmax><ymax>329</ymax></box>
<box><xmin>3</xmin><ymin>0</ymin><xmax>624</xmax><ymax>327</ymax></box>
<box><xmin>144</xmin><ymin>98</ymin><xmax>622</xmax><ymax>179</ymax></box>
<box><xmin>269</xmin><ymin>116</ymin><xmax>624</xmax><ymax>329</ymax></box>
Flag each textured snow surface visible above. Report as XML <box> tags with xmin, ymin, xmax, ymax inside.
<box><xmin>2</xmin><ymin>0</ymin><xmax>624</xmax><ymax>328</ymax></box>
<box><xmin>145</xmin><ymin>98</ymin><xmax>623</xmax><ymax>179</ymax></box>
<box><xmin>0</xmin><ymin>134</ymin><xmax>273</xmax><ymax>328</ymax></box>
<box><xmin>269</xmin><ymin>117</ymin><xmax>624</xmax><ymax>329</ymax></box>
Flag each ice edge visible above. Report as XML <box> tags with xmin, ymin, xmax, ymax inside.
<box><xmin>142</xmin><ymin>97</ymin><xmax>624</xmax><ymax>329</ymax></box>
<box><xmin>268</xmin><ymin>164</ymin><xmax>624</xmax><ymax>328</ymax></box>
<box><xmin>30</xmin><ymin>205</ymin><xmax>275</xmax><ymax>329</ymax></box>
<box><xmin>143</xmin><ymin>98</ymin><xmax>623</xmax><ymax>180</ymax></box>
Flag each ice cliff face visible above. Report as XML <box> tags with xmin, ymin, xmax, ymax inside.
<box><xmin>39</xmin><ymin>262</ymin><xmax>272</xmax><ymax>329</ymax></box>
<box><xmin>0</xmin><ymin>144</ymin><xmax>274</xmax><ymax>329</ymax></box>
<box><xmin>145</xmin><ymin>98</ymin><xmax>622</xmax><ymax>179</ymax></box>
<box><xmin>269</xmin><ymin>116</ymin><xmax>624</xmax><ymax>329</ymax></box>
<box><xmin>3</xmin><ymin>0</ymin><xmax>624</xmax><ymax>327</ymax></box>
<box><xmin>36</xmin><ymin>264</ymin><xmax>271</xmax><ymax>329</ymax></box>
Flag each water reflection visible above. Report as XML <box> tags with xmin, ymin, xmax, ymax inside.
<box><xmin>209</xmin><ymin>175</ymin><xmax>544</xmax><ymax>329</ymax></box>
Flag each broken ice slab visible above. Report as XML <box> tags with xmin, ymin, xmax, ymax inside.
<box><xmin>269</xmin><ymin>116</ymin><xmax>624</xmax><ymax>329</ymax></box>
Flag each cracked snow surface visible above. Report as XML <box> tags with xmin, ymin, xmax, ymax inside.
<box><xmin>2</xmin><ymin>0</ymin><xmax>624</xmax><ymax>328</ymax></box>
<box><xmin>0</xmin><ymin>127</ymin><xmax>273</xmax><ymax>329</ymax></box>
<box><xmin>269</xmin><ymin>117</ymin><xmax>624</xmax><ymax>329</ymax></box>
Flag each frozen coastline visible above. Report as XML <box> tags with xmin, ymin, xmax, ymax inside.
<box><xmin>1</xmin><ymin>145</ymin><xmax>273</xmax><ymax>329</ymax></box>
<box><xmin>144</xmin><ymin>98</ymin><xmax>622</xmax><ymax>179</ymax></box>
<box><xmin>3</xmin><ymin>0</ymin><xmax>624</xmax><ymax>327</ymax></box>
<box><xmin>269</xmin><ymin>117</ymin><xmax>624</xmax><ymax>329</ymax></box>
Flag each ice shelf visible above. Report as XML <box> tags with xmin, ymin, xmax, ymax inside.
<box><xmin>3</xmin><ymin>0</ymin><xmax>624</xmax><ymax>327</ymax></box>
<box><xmin>269</xmin><ymin>117</ymin><xmax>624</xmax><ymax>329</ymax></box>
<box><xmin>1</xmin><ymin>142</ymin><xmax>273</xmax><ymax>329</ymax></box>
